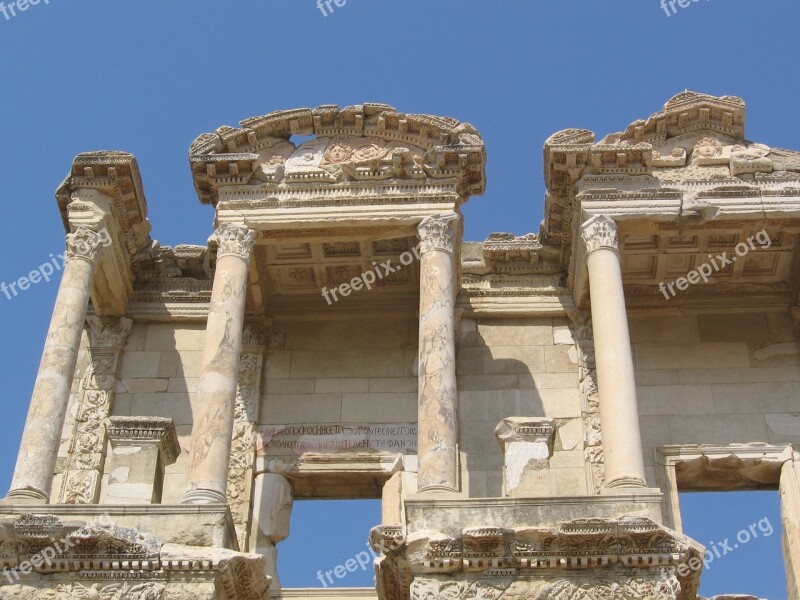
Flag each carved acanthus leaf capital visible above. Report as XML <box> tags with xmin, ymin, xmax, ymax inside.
<box><xmin>86</xmin><ymin>316</ymin><xmax>133</xmax><ymax>349</ymax></box>
<box><xmin>214</xmin><ymin>224</ymin><xmax>256</xmax><ymax>261</ymax></box>
<box><xmin>66</xmin><ymin>226</ymin><xmax>109</xmax><ymax>264</ymax></box>
<box><xmin>417</xmin><ymin>213</ymin><xmax>458</xmax><ymax>255</ymax></box>
<box><xmin>581</xmin><ymin>215</ymin><xmax>618</xmax><ymax>254</ymax></box>
<box><xmin>242</xmin><ymin>319</ymin><xmax>272</xmax><ymax>348</ymax></box>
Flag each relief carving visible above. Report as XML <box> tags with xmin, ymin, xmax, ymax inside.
<box><xmin>59</xmin><ymin>318</ymin><xmax>130</xmax><ymax>504</ymax></box>
<box><xmin>572</xmin><ymin>315</ymin><xmax>605</xmax><ymax>494</ymax></box>
<box><xmin>227</xmin><ymin>343</ymin><xmax>266</xmax><ymax>551</ymax></box>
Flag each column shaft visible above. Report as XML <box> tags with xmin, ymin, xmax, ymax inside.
<box><xmin>416</xmin><ymin>214</ymin><xmax>459</xmax><ymax>493</ymax></box>
<box><xmin>7</xmin><ymin>228</ymin><xmax>105</xmax><ymax>502</ymax></box>
<box><xmin>182</xmin><ymin>224</ymin><xmax>255</xmax><ymax>504</ymax></box>
<box><xmin>582</xmin><ymin>216</ymin><xmax>647</xmax><ymax>490</ymax></box>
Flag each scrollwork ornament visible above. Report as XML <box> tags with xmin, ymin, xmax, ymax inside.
<box><xmin>214</xmin><ymin>225</ymin><xmax>256</xmax><ymax>261</ymax></box>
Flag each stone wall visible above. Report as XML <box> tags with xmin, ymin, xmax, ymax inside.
<box><xmin>632</xmin><ymin>311</ymin><xmax>800</xmax><ymax>486</ymax></box>
<box><xmin>104</xmin><ymin>322</ymin><xmax>206</xmax><ymax>503</ymax></box>
<box><xmin>456</xmin><ymin>317</ymin><xmax>585</xmax><ymax>498</ymax></box>
<box><xmin>259</xmin><ymin>318</ymin><xmax>418</xmax><ymax>427</ymax></box>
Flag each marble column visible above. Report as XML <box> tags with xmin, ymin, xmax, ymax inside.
<box><xmin>581</xmin><ymin>215</ymin><xmax>647</xmax><ymax>490</ymax></box>
<box><xmin>781</xmin><ymin>457</ymin><xmax>800</xmax><ymax>599</ymax></box>
<box><xmin>182</xmin><ymin>224</ymin><xmax>256</xmax><ymax>505</ymax></box>
<box><xmin>416</xmin><ymin>213</ymin><xmax>459</xmax><ymax>493</ymax></box>
<box><xmin>6</xmin><ymin>227</ymin><xmax>106</xmax><ymax>502</ymax></box>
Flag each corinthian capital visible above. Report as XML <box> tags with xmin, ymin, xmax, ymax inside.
<box><xmin>86</xmin><ymin>316</ymin><xmax>133</xmax><ymax>349</ymax></box>
<box><xmin>66</xmin><ymin>227</ymin><xmax>109</xmax><ymax>264</ymax></box>
<box><xmin>417</xmin><ymin>213</ymin><xmax>458</xmax><ymax>255</ymax></box>
<box><xmin>581</xmin><ymin>215</ymin><xmax>618</xmax><ymax>254</ymax></box>
<box><xmin>215</xmin><ymin>224</ymin><xmax>256</xmax><ymax>261</ymax></box>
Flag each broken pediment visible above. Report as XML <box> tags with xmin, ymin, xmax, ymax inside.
<box><xmin>189</xmin><ymin>104</ymin><xmax>486</xmax><ymax>205</ymax></box>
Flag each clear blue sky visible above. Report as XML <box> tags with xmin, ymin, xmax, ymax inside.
<box><xmin>0</xmin><ymin>1</ymin><xmax>796</xmax><ymax>597</ymax></box>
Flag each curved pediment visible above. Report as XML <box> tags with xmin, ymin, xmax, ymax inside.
<box><xmin>189</xmin><ymin>104</ymin><xmax>486</xmax><ymax>205</ymax></box>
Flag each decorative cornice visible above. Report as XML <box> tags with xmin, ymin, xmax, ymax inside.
<box><xmin>495</xmin><ymin>418</ymin><xmax>556</xmax><ymax>449</ymax></box>
<box><xmin>55</xmin><ymin>151</ymin><xmax>151</xmax><ymax>256</ymax></box>
<box><xmin>190</xmin><ymin>104</ymin><xmax>486</xmax><ymax>205</ymax></box>
<box><xmin>213</xmin><ymin>224</ymin><xmax>256</xmax><ymax>262</ymax></box>
<box><xmin>417</xmin><ymin>213</ymin><xmax>458</xmax><ymax>255</ymax></box>
<box><xmin>371</xmin><ymin>516</ymin><xmax>703</xmax><ymax>600</ymax></box>
<box><xmin>105</xmin><ymin>416</ymin><xmax>181</xmax><ymax>466</ymax></box>
<box><xmin>580</xmin><ymin>215</ymin><xmax>618</xmax><ymax>255</ymax></box>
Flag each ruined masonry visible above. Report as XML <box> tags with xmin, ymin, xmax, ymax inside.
<box><xmin>1</xmin><ymin>92</ymin><xmax>798</xmax><ymax>599</ymax></box>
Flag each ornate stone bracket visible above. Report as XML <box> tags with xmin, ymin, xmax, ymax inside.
<box><xmin>59</xmin><ymin>317</ymin><xmax>132</xmax><ymax>505</ymax></box>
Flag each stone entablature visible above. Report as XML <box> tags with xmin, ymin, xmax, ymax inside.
<box><xmin>371</xmin><ymin>514</ymin><xmax>704</xmax><ymax>600</ymax></box>
<box><xmin>0</xmin><ymin>509</ymin><xmax>269</xmax><ymax>599</ymax></box>
<box><xmin>189</xmin><ymin>104</ymin><xmax>486</xmax><ymax>208</ymax></box>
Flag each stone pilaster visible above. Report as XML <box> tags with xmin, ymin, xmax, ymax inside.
<box><xmin>58</xmin><ymin>316</ymin><xmax>132</xmax><ymax>504</ymax></box>
<box><xmin>182</xmin><ymin>224</ymin><xmax>256</xmax><ymax>505</ymax></box>
<box><xmin>228</xmin><ymin>320</ymin><xmax>270</xmax><ymax>550</ymax></box>
<box><xmin>6</xmin><ymin>228</ymin><xmax>107</xmax><ymax>502</ymax></box>
<box><xmin>416</xmin><ymin>213</ymin><xmax>459</xmax><ymax>493</ymax></box>
<box><xmin>105</xmin><ymin>416</ymin><xmax>180</xmax><ymax>504</ymax></box>
<box><xmin>495</xmin><ymin>418</ymin><xmax>556</xmax><ymax>497</ymax></box>
<box><xmin>572</xmin><ymin>314</ymin><xmax>606</xmax><ymax>494</ymax></box>
<box><xmin>580</xmin><ymin>215</ymin><xmax>647</xmax><ymax>490</ymax></box>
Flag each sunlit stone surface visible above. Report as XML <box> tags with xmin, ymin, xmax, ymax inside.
<box><xmin>2</xmin><ymin>94</ymin><xmax>798</xmax><ymax>598</ymax></box>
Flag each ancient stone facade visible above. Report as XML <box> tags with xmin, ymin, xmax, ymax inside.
<box><xmin>1</xmin><ymin>93</ymin><xmax>798</xmax><ymax>599</ymax></box>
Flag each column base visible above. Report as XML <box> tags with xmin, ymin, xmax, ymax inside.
<box><xmin>4</xmin><ymin>486</ymin><xmax>49</xmax><ymax>504</ymax></box>
<box><xmin>181</xmin><ymin>488</ymin><xmax>227</xmax><ymax>505</ymax></box>
<box><xmin>603</xmin><ymin>476</ymin><xmax>649</xmax><ymax>493</ymax></box>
